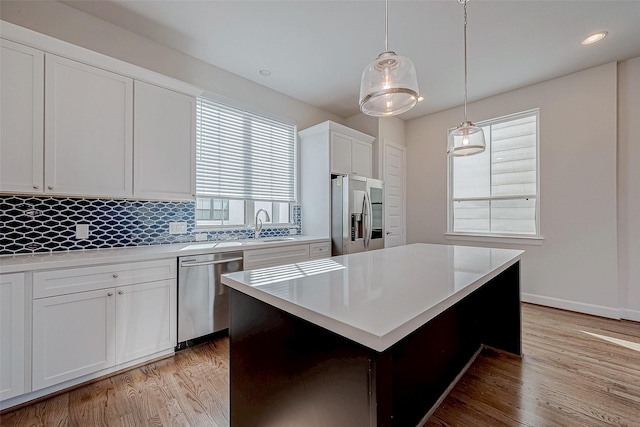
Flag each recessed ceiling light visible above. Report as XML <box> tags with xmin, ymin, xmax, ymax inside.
<box><xmin>259</xmin><ymin>69</ymin><xmax>272</xmax><ymax>77</ymax></box>
<box><xmin>581</xmin><ymin>32</ymin><xmax>608</xmax><ymax>45</ymax></box>
<box><xmin>417</xmin><ymin>96</ymin><xmax>424</xmax><ymax>102</ymax></box>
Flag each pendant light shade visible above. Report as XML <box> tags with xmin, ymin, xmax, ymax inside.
<box><xmin>447</xmin><ymin>0</ymin><xmax>485</xmax><ymax>156</ymax></box>
<box><xmin>359</xmin><ymin>0</ymin><xmax>419</xmax><ymax>117</ymax></box>
<box><xmin>360</xmin><ymin>52</ymin><xmax>419</xmax><ymax>117</ymax></box>
<box><xmin>447</xmin><ymin>121</ymin><xmax>485</xmax><ymax>156</ymax></box>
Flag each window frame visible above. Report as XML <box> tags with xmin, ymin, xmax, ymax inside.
<box><xmin>446</xmin><ymin>109</ymin><xmax>543</xmax><ymax>244</ymax></box>
<box><xmin>194</xmin><ymin>92</ymin><xmax>297</xmax><ymax>231</ymax></box>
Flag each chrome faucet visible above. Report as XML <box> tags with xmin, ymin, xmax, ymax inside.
<box><xmin>254</xmin><ymin>209</ymin><xmax>271</xmax><ymax>239</ymax></box>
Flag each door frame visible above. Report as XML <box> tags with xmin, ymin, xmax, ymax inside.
<box><xmin>383</xmin><ymin>141</ymin><xmax>407</xmax><ymax>247</ymax></box>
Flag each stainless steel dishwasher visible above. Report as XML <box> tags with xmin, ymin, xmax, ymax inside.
<box><xmin>176</xmin><ymin>251</ymin><xmax>243</xmax><ymax>349</ymax></box>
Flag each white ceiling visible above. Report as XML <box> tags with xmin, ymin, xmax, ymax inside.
<box><xmin>60</xmin><ymin>0</ymin><xmax>640</xmax><ymax>121</ymax></box>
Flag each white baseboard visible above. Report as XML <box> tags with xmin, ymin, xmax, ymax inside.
<box><xmin>521</xmin><ymin>293</ymin><xmax>621</xmax><ymax>319</ymax></box>
<box><xmin>619</xmin><ymin>308</ymin><xmax>640</xmax><ymax>322</ymax></box>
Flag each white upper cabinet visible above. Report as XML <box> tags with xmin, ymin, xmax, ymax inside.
<box><xmin>329</xmin><ymin>128</ymin><xmax>374</xmax><ymax>178</ymax></box>
<box><xmin>1</xmin><ymin>25</ymin><xmax>202</xmax><ymax>201</ymax></box>
<box><xmin>350</xmin><ymin>139</ymin><xmax>373</xmax><ymax>178</ymax></box>
<box><xmin>44</xmin><ymin>54</ymin><xmax>133</xmax><ymax>197</ymax></box>
<box><xmin>299</xmin><ymin>121</ymin><xmax>375</xmax><ymax>237</ymax></box>
<box><xmin>133</xmin><ymin>81</ymin><xmax>196</xmax><ymax>200</ymax></box>
<box><xmin>0</xmin><ymin>39</ymin><xmax>44</xmax><ymax>194</ymax></box>
<box><xmin>330</xmin><ymin>131</ymin><xmax>352</xmax><ymax>176</ymax></box>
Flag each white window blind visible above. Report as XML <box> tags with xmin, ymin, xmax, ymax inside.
<box><xmin>449</xmin><ymin>110</ymin><xmax>539</xmax><ymax>236</ymax></box>
<box><xmin>196</xmin><ymin>97</ymin><xmax>296</xmax><ymax>202</ymax></box>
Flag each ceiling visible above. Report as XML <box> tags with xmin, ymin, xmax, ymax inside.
<box><xmin>60</xmin><ymin>0</ymin><xmax>640</xmax><ymax>121</ymax></box>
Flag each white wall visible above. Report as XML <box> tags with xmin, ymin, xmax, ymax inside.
<box><xmin>376</xmin><ymin>116</ymin><xmax>406</xmax><ymax>180</ymax></box>
<box><xmin>618</xmin><ymin>57</ymin><xmax>640</xmax><ymax>321</ymax></box>
<box><xmin>406</xmin><ymin>62</ymin><xmax>621</xmax><ymax>318</ymax></box>
<box><xmin>0</xmin><ymin>0</ymin><xmax>342</xmax><ymax>130</ymax></box>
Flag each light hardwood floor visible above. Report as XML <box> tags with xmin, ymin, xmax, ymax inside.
<box><xmin>2</xmin><ymin>303</ymin><xmax>639</xmax><ymax>426</ymax></box>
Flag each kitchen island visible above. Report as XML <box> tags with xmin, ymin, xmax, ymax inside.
<box><xmin>221</xmin><ymin>243</ymin><xmax>524</xmax><ymax>426</ymax></box>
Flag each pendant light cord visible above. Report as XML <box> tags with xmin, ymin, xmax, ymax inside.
<box><xmin>463</xmin><ymin>0</ymin><xmax>469</xmax><ymax>122</ymax></box>
<box><xmin>385</xmin><ymin>0</ymin><xmax>389</xmax><ymax>52</ymax></box>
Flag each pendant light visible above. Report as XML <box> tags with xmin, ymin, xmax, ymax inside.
<box><xmin>447</xmin><ymin>0</ymin><xmax>486</xmax><ymax>156</ymax></box>
<box><xmin>359</xmin><ymin>0</ymin><xmax>419</xmax><ymax>117</ymax></box>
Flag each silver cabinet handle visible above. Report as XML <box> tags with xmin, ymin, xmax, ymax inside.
<box><xmin>47</xmin><ymin>185</ymin><xmax>53</xmax><ymax>190</ymax></box>
<box><xmin>112</xmin><ymin>274</ymin><xmax>119</xmax><ymax>278</ymax></box>
<box><xmin>107</xmin><ymin>292</ymin><xmax>113</xmax><ymax>297</ymax></box>
<box><xmin>33</xmin><ymin>184</ymin><xmax>39</xmax><ymax>189</ymax></box>
<box><xmin>180</xmin><ymin>257</ymin><xmax>243</xmax><ymax>268</ymax></box>
<box><xmin>118</xmin><ymin>291</ymin><xmax>124</xmax><ymax>295</ymax></box>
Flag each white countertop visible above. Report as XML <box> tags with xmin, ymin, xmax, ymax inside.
<box><xmin>221</xmin><ymin>243</ymin><xmax>524</xmax><ymax>352</ymax></box>
<box><xmin>0</xmin><ymin>236</ymin><xmax>329</xmax><ymax>273</ymax></box>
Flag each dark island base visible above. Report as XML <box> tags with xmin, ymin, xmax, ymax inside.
<box><xmin>229</xmin><ymin>262</ymin><xmax>520</xmax><ymax>427</ymax></box>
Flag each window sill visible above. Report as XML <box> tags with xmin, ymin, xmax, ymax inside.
<box><xmin>445</xmin><ymin>233</ymin><xmax>544</xmax><ymax>246</ymax></box>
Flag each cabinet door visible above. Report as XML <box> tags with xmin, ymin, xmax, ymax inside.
<box><xmin>0</xmin><ymin>39</ymin><xmax>44</xmax><ymax>194</ymax></box>
<box><xmin>44</xmin><ymin>54</ymin><xmax>133</xmax><ymax>197</ymax></box>
<box><xmin>351</xmin><ymin>139</ymin><xmax>372</xmax><ymax>178</ymax></box>
<box><xmin>134</xmin><ymin>81</ymin><xmax>196</xmax><ymax>200</ymax></box>
<box><xmin>0</xmin><ymin>273</ymin><xmax>26</xmax><ymax>400</ymax></box>
<box><xmin>32</xmin><ymin>289</ymin><xmax>116</xmax><ymax>391</ymax></box>
<box><xmin>330</xmin><ymin>131</ymin><xmax>352</xmax><ymax>175</ymax></box>
<box><xmin>115</xmin><ymin>279</ymin><xmax>176</xmax><ymax>364</ymax></box>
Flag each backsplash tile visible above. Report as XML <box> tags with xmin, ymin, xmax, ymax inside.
<box><xmin>0</xmin><ymin>195</ymin><xmax>301</xmax><ymax>256</ymax></box>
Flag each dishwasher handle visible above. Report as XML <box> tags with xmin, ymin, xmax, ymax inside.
<box><xmin>180</xmin><ymin>256</ymin><xmax>243</xmax><ymax>268</ymax></box>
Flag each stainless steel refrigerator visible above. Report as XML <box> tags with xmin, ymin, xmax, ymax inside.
<box><xmin>331</xmin><ymin>175</ymin><xmax>384</xmax><ymax>255</ymax></box>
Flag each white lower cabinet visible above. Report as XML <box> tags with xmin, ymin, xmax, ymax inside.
<box><xmin>243</xmin><ymin>241</ymin><xmax>331</xmax><ymax>270</ymax></box>
<box><xmin>31</xmin><ymin>260</ymin><xmax>176</xmax><ymax>391</ymax></box>
<box><xmin>309</xmin><ymin>242</ymin><xmax>331</xmax><ymax>260</ymax></box>
<box><xmin>0</xmin><ymin>273</ymin><xmax>26</xmax><ymax>401</ymax></box>
<box><xmin>244</xmin><ymin>244</ymin><xmax>311</xmax><ymax>270</ymax></box>
<box><xmin>32</xmin><ymin>288</ymin><xmax>116</xmax><ymax>391</ymax></box>
<box><xmin>115</xmin><ymin>280</ymin><xmax>176</xmax><ymax>364</ymax></box>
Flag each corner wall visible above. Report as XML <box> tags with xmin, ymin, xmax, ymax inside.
<box><xmin>406</xmin><ymin>62</ymin><xmax>620</xmax><ymax>317</ymax></box>
<box><xmin>617</xmin><ymin>57</ymin><xmax>640</xmax><ymax>321</ymax></box>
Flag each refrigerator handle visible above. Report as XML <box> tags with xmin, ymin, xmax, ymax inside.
<box><xmin>363</xmin><ymin>191</ymin><xmax>372</xmax><ymax>249</ymax></box>
<box><xmin>367</xmin><ymin>192</ymin><xmax>373</xmax><ymax>247</ymax></box>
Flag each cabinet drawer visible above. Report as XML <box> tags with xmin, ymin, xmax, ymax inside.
<box><xmin>309</xmin><ymin>242</ymin><xmax>331</xmax><ymax>259</ymax></box>
<box><xmin>244</xmin><ymin>244</ymin><xmax>310</xmax><ymax>270</ymax></box>
<box><xmin>33</xmin><ymin>259</ymin><xmax>176</xmax><ymax>299</ymax></box>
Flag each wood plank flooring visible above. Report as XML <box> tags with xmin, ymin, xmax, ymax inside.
<box><xmin>1</xmin><ymin>303</ymin><xmax>639</xmax><ymax>426</ymax></box>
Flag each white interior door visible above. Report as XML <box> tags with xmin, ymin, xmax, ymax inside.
<box><xmin>384</xmin><ymin>143</ymin><xmax>406</xmax><ymax>247</ymax></box>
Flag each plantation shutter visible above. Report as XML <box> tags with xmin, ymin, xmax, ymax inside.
<box><xmin>196</xmin><ymin>97</ymin><xmax>296</xmax><ymax>202</ymax></box>
<box><xmin>451</xmin><ymin>111</ymin><xmax>538</xmax><ymax>235</ymax></box>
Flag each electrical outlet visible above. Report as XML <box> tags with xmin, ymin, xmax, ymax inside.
<box><xmin>289</xmin><ymin>228</ymin><xmax>297</xmax><ymax>235</ymax></box>
<box><xmin>169</xmin><ymin>222</ymin><xmax>188</xmax><ymax>234</ymax></box>
<box><xmin>195</xmin><ymin>233</ymin><xmax>208</xmax><ymax>241</ymax></box>
<box><xmin>76</xmin><ymin>224</ymin><xmax>90</xmax><ymax>239</ymax></box>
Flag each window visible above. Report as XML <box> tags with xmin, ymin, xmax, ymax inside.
<box><xmin>448</xmin><ymin>109</ymin><xmax>539</xmax><ymax>237</ymax></box>
<box><xmin>195</xmin><ymin>96</ymin><xmax>296</xmax><ymax>228</ymax></box>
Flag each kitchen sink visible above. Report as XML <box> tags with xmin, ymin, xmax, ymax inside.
<box><xmin>260</xmin><ymin>237</ymin><xmax>296</xmax><ymax>242</ymax></box>
<box><xmin>180</xmin><ymin>237</ymin><xmax>298</xmax><ymax>249</ymax></box>
<box><xmin>244</xmin><ymin>237</ymin><xmax>297</xmax><ymax>245</ymax></box>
